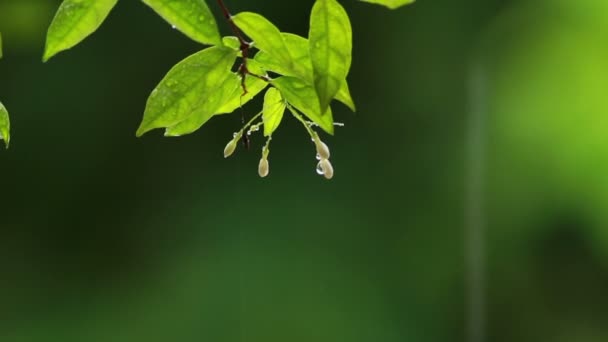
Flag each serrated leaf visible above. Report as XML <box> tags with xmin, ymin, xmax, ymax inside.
<box><xmin>43</xmin><ymin>0</ymin><xmax>118</xmax><ymax>62</ymax></box>
<box><xmin>137</xmin><ymin>46</ymin><xmax>238</xmax><ymax>137</ymax></box>
<box><xmin>142</xmin><ymin>0</ymin><xmax>221</xmax><ymax>45</ymax></box>
<box><xmin>232</xmin><ymin>12</ymin><xmax>293</xmax><ymax>69</ymax></box>
<box><xmin>262</xmin><ymin>88</ymin><xmax>285</xmax><ymax>137</ymax></box>
<box><xmin>255</xmin><ymin>33</ymin><xmax>355</xmax><ymax>111</ymax></box>
<box><xmin>309</xmin><ymin>0</ymin><xmax>352</xmax><ymax>113</ymax></box>
<box><xmin>273</xmin><ymin>76</ymin><xmax>334</xmax><ymax>135</ymax></box>
<box><xmin>0</xmin><ymin>101</ymin><xmax>10</xmax><ymax>148</ymax></box>
<box><xmin>166</xmin><ymin>60</ymin><xmax>268</xmax><ymax>136</ymax></box>
<box><xmin>359</xmin><ymin>0</ymin><xmax>415</xmax><ymax>10</ymax></box>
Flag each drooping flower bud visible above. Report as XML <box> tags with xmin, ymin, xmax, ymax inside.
<box><xmin>258</xmin><ymin>157</ymin><xmax>269</xmax><ymax>178</ymax></box>
<box><xmin>223</xmin><ymin>139</ymin><xmax>237</xmax><ymax>158</ymax></box>
<box><xmin>313</xmin><ymin>133</ymin><xmax>330</xmax><ymax>160</ymax></box>
<box><xmin>320</xmin><ymin>159</ymin><xmax>334</xmax><ymax>180</ymax></box>
<box><xmin>315</xmin><ymin>139</ymin><xmax>330</xmax><ymax>160</ymax></box>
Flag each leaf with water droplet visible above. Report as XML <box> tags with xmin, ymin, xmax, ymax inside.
<box><xmin>43</xmin><ymin>0</ymin><xmax>118</xmax><ymax>62</ymax></box>
<box><xmin>262</xmin><ymin>88</ymin><xmax>285</xmax><ymax>137</ymax></box>
<box><xmin>0</xmin><ymin>101</ymin><xmax>10</xmax><ymax>148</ymax></box>
<box><xmin>142</xmin><ymin>0</ymin><xmax>221</xmax><ymax>45</ymax></box>
<box><xmin>309</xmin><ymin>0</ymin><xmax>352</xmax><ymax>113</ymax></box>
<box><xmin>137</xmin><ymin>46</ymin><xmax>238</xmax><ymax>137</ymax></box>
<box><xmin>273</xmin><ymin>76</ymin><xmax>335</xmax><ymax>135</ymax></box>
<box><xmin>358</xmin><ymin>0</ymin><xmax>415</xmax><ymax>10</ymax></box>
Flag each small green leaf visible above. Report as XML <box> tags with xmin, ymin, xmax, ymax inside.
<box><xmin>273</xmin><ymin>76</ymin><xmax>335</xmax><ymax>135</ymax></box>
<box><xmin>309</xmin><ymin>0</ymin><xmax>353</xmax><ymax>113</ymax></box>
<box><xmin>359</xmin><ymin>0</ymin><xmax>415</xmax><ymax>10</ymax></box>
<box><xmin>43</xmin><ymin>0</ymin><xmax>118</xmax><ymax>62</ymax></box>
<box><xmin>262</xmin><ymin>88</ymin><xmax>286</xmax><ymax>137</ymax></box>
<box><xmin>232</xmin><ymin>12</ymin><xmax>293</xmax><ymax>68</ymax></box>
<box><xmin>137</xmin><ymin>46</ymin><xmax>238</xmax><ymax>137</ymax></box>
<box><xmin>0</xmin><ymin>101</ymin><xmax>10</xmax><ymax>148</ymax></box>
<box><xmin>255</xmin><ymin>33</ymin><xmax>355</xmax><ymax>111</ymax></box>
<box><xmin>142</xmin><ymin>0</ymin><xmax>222</xmax><ymax>45</ymax></box>
<box><xmin>222</xmin><ymin>36</ymin><xmax>241</xmax><ymax>50</ymax></box>
<box><xmin>166</xmin><ymin>60</ymin><xmax>268</xmax><ymax>136</ymax></box>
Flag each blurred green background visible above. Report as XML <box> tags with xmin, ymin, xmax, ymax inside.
<box><xmin>1</xmin><ymin>0</ymin><xmax>608</xmax><ymax>341</ymax></box>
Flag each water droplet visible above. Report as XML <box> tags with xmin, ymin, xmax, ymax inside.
<box><xmin>316</xmin><ymin>161</ymin><xmax>324</xmax><ymax>175</ymax></box>
<box><xmin>316</xmin><ymin>153</ymin><xmax>321</xmax><ymax>160</ymax></box>
<box><xmin>233</xmin><ymin>132</ymin><xmax>239</xmax><ymax>138</ymax></box>
<box><xmin>171</xmin><ymin>25</ymin><xmax>177</xmax><ymax>29</ymax></box>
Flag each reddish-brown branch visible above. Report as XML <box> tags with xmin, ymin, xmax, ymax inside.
<box><xmin>216</xmin><ymin>0</ymin><xmax>270</xmax><ymax>95</ymax></box>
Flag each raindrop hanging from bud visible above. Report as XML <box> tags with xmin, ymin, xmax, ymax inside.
<box><xmin>258</xmin><ymin>158</ymin><xmax>269</xmax><ymax>178</ymax></box>
<box><xmin>316</xmin><ymin>161</ymin><xmax>325</xmax><ymax>175</ymax></box>
<box><xmin>224</xmin><ymin>139</ymin><xmax>237</xmax><ymax>158</ymax></box>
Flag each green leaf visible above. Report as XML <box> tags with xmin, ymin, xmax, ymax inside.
<box><xmin>309</xmin><ymin>0</ymin><xmax>352</xmax><ymax>113</ymax></box>
<box><xmin>232</xmin><ymin>12</ymin><xmax>293</xmax><ymax>68</ymax></box>
<box><xmin>358</xmin><ymin>0</ymin><xmax>415</xmax><ymax>10</ymax></box>
<box><xmin>335</xmin><ymin>81</ymin><xmax>356</xmax><ymax>112</ymax></box>
<box><xmin>0</xmin><ymin>101</ymin><xmax>10</xmax><ymax>148</ymax></box>
<box><xmin>255</xmin><ymin>33</ymin><xmax>313</xmax><ymax>83</ymax></box>
<box><xmin>273</xmin><ymin>76</ymin><xmax>334</xmax><ymax>135</ymax></box>
<box><xmin>222</xmin><ymin>36</ymin><xmax>241</xmax><ymax>50</ymax></box>
<box><xmin>137</xmin><ymin>46</ymin><xmax>238</xmax><ymax>137</ymax></box>
<box><xmin>43</xmin><ymin>0</ymin><xmax>118</xmax><ymax>62</ymax></box>
<box><xmin>142</xmin><ymin>0</ymin><xmax>221</xmax><ymax>45</ymax></box>
<box><xmin>255</xmin><ymin>33</ymin><xmax>355</xmax><ymax>111</ymax></box>
<box><xmin>262</xmin><ymin>88</ymin><xmax>286</xmax><ymax>137</ymax></box>
<box><xmin>164</xmin><ymin>73</ymin><xmax>240</xmax><ymax>137</ymax></box>
<box><xmin>215</xmin><ymin>59</ymin><xmax>268</xmax><ymax>115</ymax></box>
<box><xmin>166</xmin><ymin>60</ymin><xmax>269</xmax><ymax>137</ymax></box>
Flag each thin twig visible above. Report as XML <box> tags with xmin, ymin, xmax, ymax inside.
<box><xmin>216</xmin><ymin>0</ymin><xmax>270</xmax><ymax>95</ymax></box>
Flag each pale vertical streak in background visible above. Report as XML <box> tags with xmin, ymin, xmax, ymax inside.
<box><xmin>466</xmin><ymin>62</ymin><xmax>487</xmax><ymax>342</ymax></box>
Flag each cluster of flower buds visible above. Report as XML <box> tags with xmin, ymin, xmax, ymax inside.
<box><xmin>312</xmin><ymin>133</ymin><xmax>334</xmax><ymax>180</ymax></box>
<box><xmin>222</xmin><ymin>109</ymin><xmax>338</xmax><ymax>179</ymax></box>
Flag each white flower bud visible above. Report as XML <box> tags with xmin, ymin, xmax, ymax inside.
<box><xmin>315</xmin><ymin>139</ymin><xmax>330</xmax><ymax>160</ymax></box>
<box><xmin>223</xmin><ymin>139</ymin><xmax>237</xmax><ymax>158</ymax></box>
<box><xmin>320</xmin><ymin>159</ymin><xmax>334</xmax><ymax>180</ymax></box>
<box><xmin>258</xmin><ymin>157</ymin><xmax>269</xmax><ymax>178</ymax></box>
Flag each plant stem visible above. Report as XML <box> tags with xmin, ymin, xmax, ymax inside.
<box><xmin>215</xmin><ymin>0</ymin><xmax>270</xmax><ymax>95</ymax></box>
<box><xmin>287</xmin><ymin>105</ymin><xmax>315</xmax><ymax>138</ymax></box>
